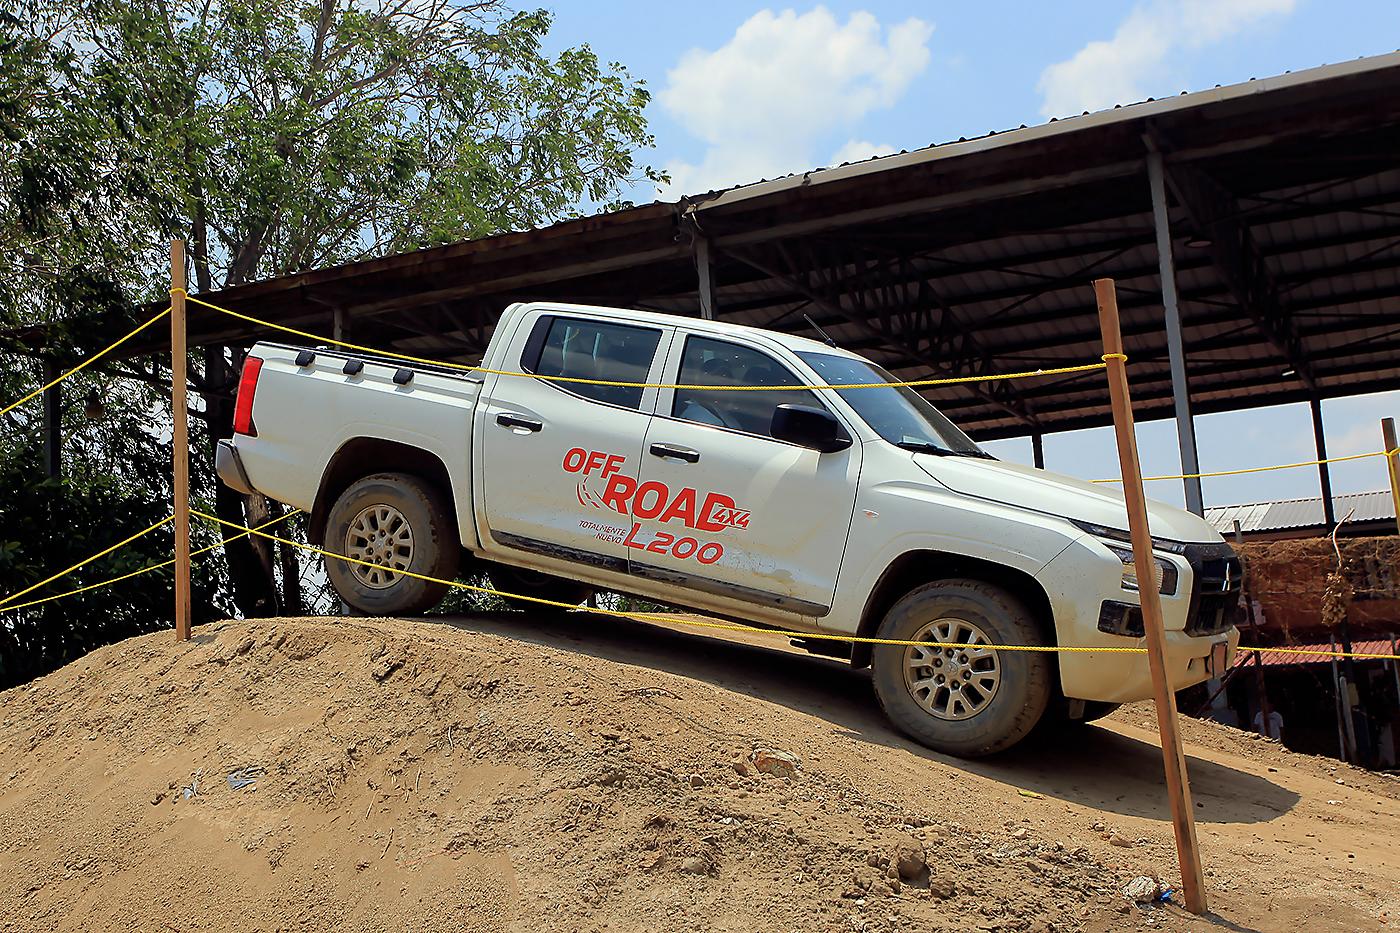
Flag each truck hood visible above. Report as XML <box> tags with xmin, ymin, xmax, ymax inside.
<box><xmin>912</xmin><ymin>454</ymin><xmax>1222</xmax><ymax>544</ymax></box>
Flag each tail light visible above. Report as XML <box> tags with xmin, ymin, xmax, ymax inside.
<box><xmin>233</xmin><ymin>356</ymin><xmax>263</xmax><ymax>436</ymax></box>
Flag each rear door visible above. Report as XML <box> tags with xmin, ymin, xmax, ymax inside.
<box><xmin>476</xmin><ymin>310</ymin><xmax>672</xmax><ymax>576</ymax></box>
<box><xmin>630</xmin><ymin>332</ymin><xmax>862</xmax><ymax>618</ymax></box>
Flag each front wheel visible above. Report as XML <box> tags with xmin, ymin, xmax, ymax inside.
<box><xmin>324</xmin><ymin>472</ymin><xmax>459</xmax><ymax>616</ymax></box>
<box><xmin>870</xmin><ymin>579</ymin><xmax>1053</xmax><ymax>757</ymax></box>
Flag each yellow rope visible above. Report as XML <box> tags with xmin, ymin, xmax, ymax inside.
<box><xmin>0</xmin><ymin>510</ymin><xmax>300</xmax><ymax>614</ymax></box>
<box><xmin>1092</xmin><ymin>448</ymin><xmax>1398</xmax><ymax>483</ymax></box>
<box><xmin>191</xmin><ymin>508</ymin><xmax>1151</xmax><ymax>654</ymax></box>
<box><xmin>0</xmin><ymin>307</ymin><xmax>172</xmax><ymax>419</ymax></box>
<box><xmin>183</xmin><ymin>293</ymin><xmax>1107</xmax><ymax>392</ymax></box>
<box><xmin>0</xmin><ymin>515</ymin><xmax>175</xmax><ymax>608</ymax></box>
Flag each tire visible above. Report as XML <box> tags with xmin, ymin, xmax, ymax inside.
<box><xmin>324</xmin><ymin>472</ymin><xmax>459</xmax><ymax>616</ymax></box>
<box><xmin>870</xmin><ymin>579</ymin><xmax>1053</xmax><ymax>757</ymax></box>
<box><xmin>484</xmin><ymin>562</ymin><xmax>595</xmax><ymax>610</ymax></box>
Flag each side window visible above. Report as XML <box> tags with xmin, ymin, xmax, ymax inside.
<box><xmin>672</xmin><ymin>336</ymin><xmax>825</xmax><ymax>437</ymax></box>
<box><xmin>525</xmin><ymin>316</ymin><xmax>662</xmax><ymax>410</ymax></box>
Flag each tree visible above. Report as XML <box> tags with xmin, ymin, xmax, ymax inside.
<box><xmin>0</xmin><ymin>1</ymin><xmax>663</xmax><ymax>666</ymax></box>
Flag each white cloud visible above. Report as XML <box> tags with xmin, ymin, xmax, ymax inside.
<box><xmin>658</xmin><ymin>7</ymin><xmax>932</xmax><ymax>198</ymax></box>
<box><xmin>1037</xmin><ymin>0</ymin><xmax>1295</xmax><ymax>119</ymax></box>
<box><xmin>830</xmin><ymin>139</ymin><xmax>896</xmax><ymax>166</ymax></box>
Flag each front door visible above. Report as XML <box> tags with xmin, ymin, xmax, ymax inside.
<box><xmin>628</xmin><ymin>333</ymin><xmax>861</xmax><ymax>618</ymax></box>
<box><xmin>477</xmin><ymin>310</ymin><xmax>671</xmax><ymax>575</ymax></box>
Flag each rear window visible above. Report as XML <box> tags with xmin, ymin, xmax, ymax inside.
<box><xmin>525</xmin><ymin>316</ymin><xmax>662</xmax><ymax>410</ymax></box>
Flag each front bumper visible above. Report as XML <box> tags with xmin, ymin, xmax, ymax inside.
<box><xmin>1037</xmin><ymin>533</ymin><xmax>1243</xmax><ymax>703</ymax></box>
<box><xmin>1056</xmin><ymin>626</ymin><xmax>1240</xmax><ymax>703</ymax></box>
<box><xmin>215</xmin><ymin>439</ymin><xmax>256</xmax><ymax>495</ymax></box>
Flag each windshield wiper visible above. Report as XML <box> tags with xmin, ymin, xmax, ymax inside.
<box><xmin>896</xmin><ymin>441</ymin><xmax>956</xmax><ymax>455</ymax></box>
<box><xmin>896</xmin><ymin>441</ymin><xmax>995</xmax><ymax>459</ymax></box>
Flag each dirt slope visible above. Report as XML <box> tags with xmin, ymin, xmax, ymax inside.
<box><xmin>1</xmin><ymin>611</ymin><xmax>1396</xmax><ymax>933</ymax></box>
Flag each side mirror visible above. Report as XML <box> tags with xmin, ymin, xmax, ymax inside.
<box><xmin>771</xmin><ymin>404</ymin><xmax>851</xmax><ymax>453</ymax></box>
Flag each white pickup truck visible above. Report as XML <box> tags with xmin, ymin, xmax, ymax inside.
<box><xmin>216</xmin><ymin>301</ymin><xmax>1240</xmax><ymax>756</ymax></box>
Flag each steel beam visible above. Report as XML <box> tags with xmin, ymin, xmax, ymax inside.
<box><xmin>1155</xmin><ymin>144</ymin><xmax>1317</xmax><ymax>391</ymax></box>
<box><xmin>695</xmin><ymin>234</ymin><xmax>715</xmax><ymax>320</ymax></box>
<box><xmin>1310</xmin><ymin>397</ymin><xmax>1337</xmax><ymax>527</ymax></box>
<box><xmin>1148</xmin><ymin>150</ymin><xmax>1205</xmax><ymax>515</ymax></box>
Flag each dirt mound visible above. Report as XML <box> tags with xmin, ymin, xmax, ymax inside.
<box><xmin>2</xmin><ymin>613</ymin><xmax>1397</xmax><ymax>932</ymax></box>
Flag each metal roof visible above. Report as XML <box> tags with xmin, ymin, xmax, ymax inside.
<box><xmin>1233</xmin><ymin>639</ymin><xmax>1397</xmax><ymax>667</ymax></box>
<box><xmin>1205</xmin><ymin>490</ymin><xmax>1396</xmax><ymax>534</ymax></box>
<box><xmin>31</xmin><ymin>50</ymin><xmax>1400</xmax><ymax>443</ymax></box>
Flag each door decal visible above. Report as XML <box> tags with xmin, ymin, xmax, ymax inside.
<box><xmin>561</xmin><ymin>446</ymin><xmax>750</xmax><ymax>563</ymax></box>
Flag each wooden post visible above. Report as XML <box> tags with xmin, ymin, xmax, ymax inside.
<box><xmin>1094</xmin><ymin>278</ymin><xmax>1207</xmax><ymax>914</ymax></box>
<box><xmin>172</xmin><ymin>241</ymin><xmax>192</xmax><ymax>641</ymax></box>
<box><xmin>1383</xmin><ymin>418</ymin><xmax>1400</xmax><ymax>535</ymax></box>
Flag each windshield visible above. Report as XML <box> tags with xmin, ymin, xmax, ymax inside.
<box><xmin>796</xmin><ymin>352</ymin><xmax>986</xmax><ymax>456</ymax></box>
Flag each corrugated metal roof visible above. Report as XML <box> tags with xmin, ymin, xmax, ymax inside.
<box><xmin>1205</xmin><ymin>490</ymin><xmax>1396</xmax><ymax>534</ymax></box>
<box><xmin>692</xmin><ymin>53</ymin><xmax>1400</xmax><ymax>209</ymax></box>
<box><xmin>1234</xmin><ymin>639</ymin><xmax>1398</xmax><ymax>667</ymax></box>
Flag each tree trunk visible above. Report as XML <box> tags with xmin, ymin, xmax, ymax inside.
<box><xmin>272</xmin><ymin>501</ymin><xmax>304</xmax><ymax>615</ymax></box>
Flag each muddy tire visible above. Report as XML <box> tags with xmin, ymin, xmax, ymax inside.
<box><xmin>484</xmin><ymin>562</ymin><xmax>595</xmax><ymax>610</ymax></box>
<box><xmin>870</xmin><ymin>579</ymin><xmax>1053</xmax><ymax>757</ymax></box>
<box><xmin>324</xmin><ymin>473</ymin><xmax>458</xmax><ymax>616</ymax></box>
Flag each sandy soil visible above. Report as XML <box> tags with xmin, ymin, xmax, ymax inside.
<box><xmin>1</xmin><ymin>610</ymin><xmax>1396</xmax><ymax>933</ymax></box>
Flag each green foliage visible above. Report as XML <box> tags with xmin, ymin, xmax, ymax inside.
<box><xmin>0</xmin><ymin>463</ymin><xmax>230</xmax><ymax>688</ymax></box>
<box><xmin>0</xmin><ymin>0</ymin><xmax>663</xmax><ymax>684</ymax></box>
<box><xmin>3</xmin><ymin>0</ymin><xmax>663</xmax><ymax>293</ymax></box>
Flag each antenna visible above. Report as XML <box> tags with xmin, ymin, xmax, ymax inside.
<box><xmin>803</xmin><ymin>313</ymin><xmax>838</xmax><ymax>347</ymax></box>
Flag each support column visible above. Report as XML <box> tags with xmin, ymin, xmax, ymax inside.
<box><xmin>333</xmin><ymin>306</ymin><xmax>348</xmax><ymax>342</ymax></box>
<box><xmin>1147</xmin><ymin>150</ymin><xmax>1204</xmax><ymax>516</ymax></box>
<box><xmin>695</xmin><ymin>235</ymin><xmax>715</xmax><ymax>320</ymax></box>
<box><xmin>41</xmin><ymin>360</ymin><xmax>61</xmax><ymax>479</ymax></box>
<box><xmin>1311</xmin><ymin>397</ymin><xmax>1336</xmax><ymax>527</ymax></box>
<box><xmin>1031</xmin><ymin>432</ymin><xmax>1045</xmax><ymax>470</ymax></box>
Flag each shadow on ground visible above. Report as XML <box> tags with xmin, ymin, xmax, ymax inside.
<box><xmin>426</xmin><ymin>608</ymin><xmax>1300</xmax><ymax>825</ymax></box>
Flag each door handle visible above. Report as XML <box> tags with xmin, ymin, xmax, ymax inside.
<box><xmin>649</xmin><ymin>443</ymin><xmax>700</xmax><ymax>463</ymax></box>
<box><xmin>496</xmin><ymin>412</ymin><xmax>543</xmax><ymax>432</ymax></box>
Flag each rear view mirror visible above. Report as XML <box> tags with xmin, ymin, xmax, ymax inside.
<box><xmin>771</xmin><ymin>404</ymin><xmax>851</xmax><ymax>453</ymax></box>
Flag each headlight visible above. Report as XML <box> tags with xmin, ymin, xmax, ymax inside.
<box><xmin>1067</xmin><ymin>519</ymin><xmax>1183</xmax><ymax>596</ymax></box>
<box><xmin>1101</xmin><ymin>542</ymin><xmax>1179</xmax><ymax>596</ymax></box>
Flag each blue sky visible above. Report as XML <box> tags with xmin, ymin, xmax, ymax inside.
<box><xmin>543</xmin><ymin>1</ymin><xmax>1400</xmax><ymax>512</ymax></box>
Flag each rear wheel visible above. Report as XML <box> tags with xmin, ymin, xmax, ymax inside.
<box><xmin>870</xmin><ymin>579</ymin><xmax>1052</xmax><ymax>757</ymax></box>
<box><xmin>324</xmin><ymin>472</ymin><xmax>458</xmax><ymax>616</ymax></box>
<box><xmin>484</xmin><ymin>562</ymin><xmax>595</xmax><ymax>610</ymax></box>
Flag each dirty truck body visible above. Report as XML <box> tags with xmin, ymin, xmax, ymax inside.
<box><xmin>217</xmin><ymin>302</ymin><xmax>1241</xmax><ymax>756</ymax></box>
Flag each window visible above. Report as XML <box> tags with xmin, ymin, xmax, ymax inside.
<box><xmin>672</xmin><ymin>336</ymin><xmax>825</xmax><ymax>437</ymax></box>
<box><xmin>526</xmin><ymin>317</ymin><xmax>662</xmax><ymax>410</ymax></box>
<box><xmin>796</xmin><ymin>351</ymin><xmax>985</xmax><ymax>456</ymax></box>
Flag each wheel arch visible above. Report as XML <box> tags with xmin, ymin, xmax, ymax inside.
<box><xmin>309</xmin><ymin>437</ymin><xmax>457</xmax><ymax>546</ymax></box>
<box><xmin>850</xmin><ymin>550</ymin><xmax>1057</xmax><ymax>670</ymax></box>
